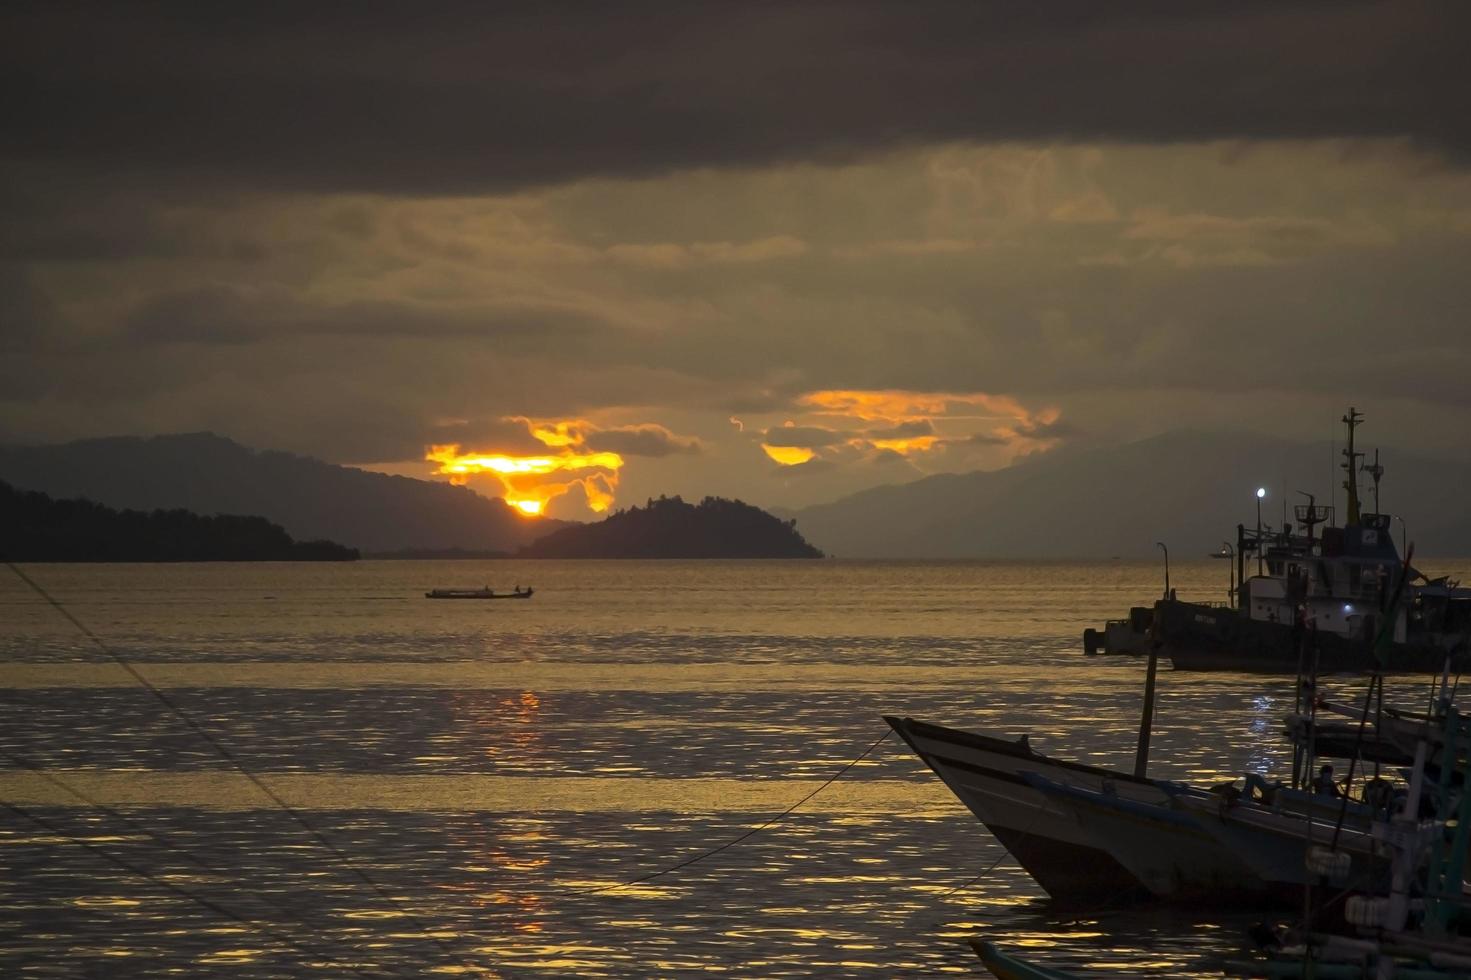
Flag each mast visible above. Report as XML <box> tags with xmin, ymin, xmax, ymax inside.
<box><xmin>1362</xmin><ymin>448</ymin><xmax>1384</xmax><ymax>516</ymax></box>
<box><xmin>1341</xmin><ymin>407</ymin><xmax>1364</xmax><ymax>526</ymax></box>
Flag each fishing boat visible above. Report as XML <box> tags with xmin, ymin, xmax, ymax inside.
<box><xmin>970</xmin><ymin>940</ymin><xmax>1081</xmax><ymax>979</ymax></box>
<box><xmin>424</xmin><ymin>586</ymin><xmax>534</xmax><ymax>599</ymax></box>
<box><xmin>1159</xmin><ymin>408</ymin><xmax>1471</xmax><ymax>673</ymax></box>
<box><xmin>1226</xmin><ymin>692</ymin><xmax>1471</xmax><ymax>978</ymax></box>
<box><xmin>884</xmin><ymin>714</ymin><xmax>1157</xmax><ymax>903</ymax></box>
<box><xmin>885</xmin><ymin>714</ymin><xmax>1395</xmax><ymax>907</ymax></box>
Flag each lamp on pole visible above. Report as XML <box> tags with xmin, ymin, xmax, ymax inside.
<box><xmin>1156</xmin><ymin>541</ymin><xmax>1170</xmax><ymax>600</ymax></box>
<box><xmin>1256</xmin><ymin>487</ymin><xmax>1267</xmax><ymax>575</ymax></box>
<box><xmin>1223</xmin><ymin>541</ymin><xmax>1236</xmax><ymax>606</ymax></box>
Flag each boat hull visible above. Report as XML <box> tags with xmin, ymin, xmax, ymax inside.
<box><xmin>884</xmin><ymin>716</ymin><xmax>1156</xmax><ymax>904</ymax></box>
<box><xmin>971</xmin><ymin>940</ymin><xmax>1081</xmax><ymax>980</ymax></box>
<box><xmin>1156</xmin><ymin>599</ymin><xmax>1467</xmax><ymax>674</ymax></box>
<box><xmin>1023</xmin><ymin>774</ymin><xmax>1281</xmax><ymax>903</ymax></box>
<box><xmin>887</xmin><ymin>716</ymin><xmax>1380</xmax><ymax>909</ymax></box>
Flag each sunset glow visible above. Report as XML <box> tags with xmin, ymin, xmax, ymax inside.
<box><xmin>868</xmin><ymin>436</ymin><xmax>938</xmax><ymax>454</ymax></box>
<box><xmin>756</xmin><ymin>389</ymin><xmax>1063</xmax><ymax>472</ymax></box>
<box><xmin>800</xmin><ymin>389</ymin><xmax>1036</xmax><ymax>423</ymax></box>
<box><xmin>762</xmin><ymin>445</ymin><xmax>816</xmax><ymax>466</ymax></box>
<box><xmin>426</xmin><ymin>440</ymin><xmax>626</xmax><ymax>516</ymax></box>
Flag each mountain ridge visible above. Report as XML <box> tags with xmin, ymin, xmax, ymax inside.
<box><xmin>0</xmin><ymin>432</ymin><xmax>566</xmax><ymax>553</ymax></box>
<box><xmin>790</xmin><ymin>429</ymin><xmax>1471</xmax><ymax>558</ymax></box>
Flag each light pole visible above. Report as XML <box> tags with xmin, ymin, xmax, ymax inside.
<box><xmin>1256</xmin><ymin>487</ymin><xmax>1267</xmax><ymax>575</ymax></box>
<box><xmin>1223</xmin><ymin>541</ymin><xmax>1236</xmax><ymax>606</ymax></box>
<box><xmin>1156</xmin><ymin>540</ymin><xmax>1170</xmax><ymax>599</ymax></box>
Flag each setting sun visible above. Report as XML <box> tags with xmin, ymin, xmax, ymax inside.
<box><xmin>426</xmin><ymin>440</ymin><xmax>626</xmax><ymax>516</ymax></box>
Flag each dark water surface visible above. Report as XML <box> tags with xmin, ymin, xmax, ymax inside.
<box><xmin>3</xmin><ymin>559</ymin><xmax>1468</xmax><ymax>977</ymax></box>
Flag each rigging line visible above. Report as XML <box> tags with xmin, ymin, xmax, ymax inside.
<box><xmin>1329</xmin><ymin>546</ymin><xmax>1416</xmax><ymax>851</ymax></box>
<box><xmin>563</xmin><ymin>727</ymin><xmax>895</xmax><ymax>897</ymax></box>
<box><xmin>3</xmin><ymin>560</ymin><xmax>479</xmax><ymax>974</ymax></box>
<box><xmin>932</xmin><ymin>845</ymin><xmax>1014</xmax><ymax>899</ymax></box>
<box><xmin>0</xmin><ymin>799</ymin><xmax>398</xmax><ymax>980</ymax></box>
<box><xmin>1</xmin><ymin>749</ymin><xmax>352</xmax><ymax>938</ymax></box>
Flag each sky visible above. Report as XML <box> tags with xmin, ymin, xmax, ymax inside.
<box><xmin>3</xmin><ymin>2</ymin><xmax>1469</xmax><ymax>519</ymax></box>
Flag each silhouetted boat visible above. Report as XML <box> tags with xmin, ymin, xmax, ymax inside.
<box><xmin>1159</xmin><ymin>408</ymin><xmax>1471</xmax><ymax>673</ymax></box>
<box><xmin>970</xmin><ymin>939</ymin><xmax>1080</xmax><ymax>979</ymax></box>
<box><xmin>1082</xmin><ymin>605</ymin><xmax>1152</xmax><ymax>656</ymax></box>
<box><xmin>884</xmin><ymin>715</ymin><xmax>1391</xmax><ymax>907</ymax></box>
<box><xmin>425</xmin><ymin>587</ymin><xmax>534</xmax><ymax>599</ymax></box>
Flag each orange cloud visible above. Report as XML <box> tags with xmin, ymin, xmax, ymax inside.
<box><xmin>426</xmin><ymin>442</ymin><xmax>624</xmax><ymax>515</ymax></box>
<box><xmin>760</xmin><ymin>389</ymin><xmax>1063</xmax><ymax>468</ymax></box>
<box><xmin>799</xmin><ymin>389</ymin><xmax>1035</xmax><ymax>423</ymax></box>
<box><xmin>425</xmin><ymin>415</ymin><xmax>700</xmax><ymax>516</ymax></box>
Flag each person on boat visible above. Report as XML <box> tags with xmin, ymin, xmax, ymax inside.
<box><xmin>1362</xmin><ymin>776</ymin><xmax>1394</xmax><ymax>814</ymax></box>
<box><xmin>1312</xmin><ymin>763</ymin><xmax>1341</xmax><ymax>798</ymax></box>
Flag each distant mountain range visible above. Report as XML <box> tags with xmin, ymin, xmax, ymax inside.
<box><xmin>789</xmin><ymin>429</ymin><xmax>1471</xmax><ymax>558</ymax></box>
<box><xmin>518</xmin><ymin>495</ymin><xmax>823</xmax><ymax>558</ymax></box>
<box><xmin>0</xmin><ymin>433</ymin><xmax>564</xmax><ymax>554</ymax></box>
<box><xmin>6</xmin><ymin>429</ymin><xmax>1466</xmax><ymax>560</ymax></box>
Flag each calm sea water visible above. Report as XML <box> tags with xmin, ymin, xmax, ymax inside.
<box><xmin>3</xmin><ymin>558</ymin><xmax>1468</xmax><ymax>978</ymax></box>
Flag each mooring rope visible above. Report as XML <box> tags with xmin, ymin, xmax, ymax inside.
<box><xmin>562</xmin><ymin>726</ymin><xmax>896</xmax><ymax>896</ymax></box>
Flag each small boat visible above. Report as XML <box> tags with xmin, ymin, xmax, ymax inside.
<box><xmin>1082</xmin><ymin>605</ymin><xmax>1153</xmax><ymax>656</ymax></box>
<box><xmin>970</xmin><ymin>940</ymin><xmax>1081</xmax><ymax>980</ymax></box>
<box><xmin>425</xmin><ymin>586</ymin><xmax>534</xmax><ymax>599</ymax></box>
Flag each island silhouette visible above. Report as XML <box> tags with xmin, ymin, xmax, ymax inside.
<box><xmin>516</xmin><ymin>495</ymin><xmax>823</xmax><ymax>559</ymax></box>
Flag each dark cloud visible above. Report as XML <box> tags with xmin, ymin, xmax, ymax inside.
<box><xmin>584</xmin><ymin>425</ymin><xmax>702</xmax><ymax>458</ymax></box>
<box><xmin>123</xmin><ymin>284</ymin><xmax>605</xmax><ymax>348</ymax></box>
<box><xmin>0</xmin><ymin>267</ymin><xmax>54</xmax><ymax>351</ymax></box>
<box><xmin>761</xmin><ymin>425</ymin><xmax>853</xmax><ymax>449</ymax></box>
<box><xmin>866</xmin><ymin>420</ymin><xmax>935</xmax><ymax>441</ymax></box>
<box><xmin>423</xmin><ymin>418</ymin><xmax>549</xmax><ymax>457</ymax></box>
<box><xmin>2</xmin><ymin>2</ymin><xmax>1466</xmax><ymax>198</ymax></box>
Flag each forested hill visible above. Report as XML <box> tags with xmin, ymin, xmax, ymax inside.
<box><xmin>1</xmin><ymin>481</ymin><xmax>358</xmax><ymax>561</ymax></box>
<box><xmin>0</xmin><ymin>432</ymin><xmax>564</xmax><ymax>553</ymax></box>
<box><xmin>517</xmin><ymin>496</ymin><xmax>824</xmax><ymax>558</ymax></box>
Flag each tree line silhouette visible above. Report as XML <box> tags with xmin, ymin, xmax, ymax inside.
<box><xmin>2</xmin><ymin>481</ymin><xmax>358</xmax><ymax>561</ymax></box>
<box><xmin>517</xmin><ymin>495</ymin><xmax>823</xmax><ymax>558</ymax></box>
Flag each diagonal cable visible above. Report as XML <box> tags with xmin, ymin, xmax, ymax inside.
<box><xmin>2</xmin><ymin>749</ymin><xmax>365</xmax><ymax>941</ymax></box>
<box><xmin>562</xmin><ymin>727</ymin><xmax>894</xmax><ymax>897</ymax></box>
<box><xmin>1</xmin><ymin>799</ymin><xmax>396</xmax><ymax>979</ymax></box>
<box><xmin>4</xmin><ymin>560</ymin><xmax>481</xmax><ymax>974</ymax></box>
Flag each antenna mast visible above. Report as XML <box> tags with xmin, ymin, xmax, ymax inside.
<box><xmin>1341</xmin><ymin>407</ymin><xmax>1364</xmax><ymax>526</ymax></box>
<box><xmin>1362</xmin><ymin>448</ymin><xmax>1384</xmax><ymax>516</ymax></box>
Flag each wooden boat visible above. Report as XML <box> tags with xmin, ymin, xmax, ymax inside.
<box><xmin>886</xmin><ymin>715</ymin><xmax>1389</xmax><ymax>906</ymax></box>
<box><xmin>970</xmin><ymin>940</ymin><xmax>1081</xmax><ymax>979</ymax></box>
<box><xmin>425</xmin><ymin>587</ymin><xmax>534</xmax><ymax>599</ymax></box>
